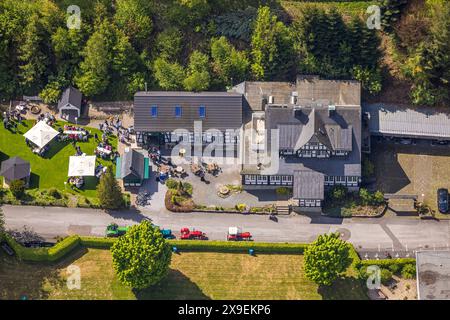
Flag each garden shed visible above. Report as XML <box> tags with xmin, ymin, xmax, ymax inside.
<box><xmin>116</xmin><ymin>148</ymin><xmax>149</xmax><ymax>187</ymax></box>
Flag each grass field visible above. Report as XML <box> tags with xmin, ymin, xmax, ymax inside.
<box><xmin>0</xmin><ymin>119</ymin><xmax>117</xmax><ymax>198</ymax></box>
<box><xmin>281</xmin><ymin>1</ymin><xmax>377</xmax><ymax>20</ymax></box>
<box><xmin>0</xmin><ymin>248</ymin><xmax>368</xmax><ymax>300</ymax></box>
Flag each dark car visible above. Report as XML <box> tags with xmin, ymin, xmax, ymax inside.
<box><xmin>437</xmin><ymin>188</ymin><xmax>449</xmax><ymax>213</ymax></box>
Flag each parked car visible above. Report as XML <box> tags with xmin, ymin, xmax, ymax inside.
<box><xmin>180</xmin><ymin>228</ymin><xmax>207</xmax><ymax>240</ymax></box>
<box><xmin>437</xmin><ymin>188</ymin><xmax>449</xmax><ymax>213</ymax></box>
<box><xmin>431</xmin><ymin>140</ymin><xmax>449</xmax><ymax>146</ymax></box>
<box><xmin>399</xmin><ymin>138</ymin><xmax>413</xmax><ymax>145</ymax></box>
<box><xmin>1</xmin><ymin>242</ymin><xmax>14</xmax><ymax>256</ymax></box>
<box><xmin>227</xmin><ymin>227</ymin><xmax>252</xmax><ymax>241</ymax></box>
<box><xmin>105</xmin><ymin>223</ymin><xmax>130</xmax><ymax>237</ymax></box>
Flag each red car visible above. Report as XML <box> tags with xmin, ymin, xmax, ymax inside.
<box><xmin>227</xmin><ymin>227</ymin><xmax>252</xmax><ymax>241</ymax></box>
<box><xmin>180</xmin><ymin>227</ymin><xmax>208</xmax><ymax>240</ymax></box>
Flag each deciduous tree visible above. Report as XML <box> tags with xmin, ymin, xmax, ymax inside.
<box><xmin>111</xmin><ymin>220</ymin><xmax>172</xmax><ymax>289</ymax></box>
<box><xmin>304</xmin><ymin>233</ymin><xmax>351</xmax><ymax>286</ymax></box>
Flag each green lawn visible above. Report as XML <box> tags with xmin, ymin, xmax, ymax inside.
<box><xmin>0</xmin><ymin>119</ymin><xmax>117</xmax><ymax>198</ymax></box>
<box><xmin>0</xmin><ymin>248</ymin><xmax>368</xmax><ymax>300</ymax></box>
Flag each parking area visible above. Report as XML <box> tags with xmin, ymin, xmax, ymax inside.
<box><xmin>371</xmin><ymin>138</ymin><xmax>450</xmax><ymax>216</ymax></box>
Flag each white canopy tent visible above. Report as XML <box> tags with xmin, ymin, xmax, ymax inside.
<box><xmin>68</xmin><ymin>155</ymin><xmax>96</xmax><ymax>177</ymax></box>
<box><xmin>23</xmin><ymin>121</ymin><xmax>59</xmax><ymax>149</ymax></box>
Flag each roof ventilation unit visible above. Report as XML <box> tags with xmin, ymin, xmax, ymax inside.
<box><xmin>268</xmin><ymin>96</ymin><xmax>274</xmax><ymax>104</ymax></box>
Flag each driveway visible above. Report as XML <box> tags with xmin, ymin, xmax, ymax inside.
<box><xmin>3</xmin><ymin>205</ymin><xmax>450</xmax><ymax>255</ymax></box>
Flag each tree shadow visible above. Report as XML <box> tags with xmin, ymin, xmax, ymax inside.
<box><xmin>133</xmin><ymin>269</ymin><xmax>210</xmax><ymax>300</ymax></box>
<box><xmin>318</xmin><ymin>276</ymin><xmax>369</xmax><ymax>300</ymax></box>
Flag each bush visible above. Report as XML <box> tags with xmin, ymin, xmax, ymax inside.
<box><xmin>235</xmin><ymin>203</ymin><xmax>247</xmax><ymax>212</ymax></box>
<box><xmin>380</xmin><ymin>269</ymin><xmax>393</xmax><ymax>285</ymax></box>
<box><xmin>166</xmin><ymin>178</ymin><xmax>178</xmax><ymax>189</ymax></box>
<box><xmin>330</xmin><ymin>186</ymin><xmax>347</xmax><ymax>201</ymax></box>
<box><xmin>276</xmin><ymin>187</ymin><xmax>291</xmax><ymax>196</ymax></box>
<box><xmin>401</xmin><ymin>263</ymin><xmax>416</xmax><ymax>279</ymax></box>
<box><xmin>359</xmin><ymin>188</ymin><xmax>372</xmax><ymax>205</ymax></box>
<box><xmin>9</xmin><ymin>179</ymin><xmax>25</xmax><ymax>198</ymax></box>
<box><xmin>389</xmin><ymin>263</ymin><xmax>401</xmax><ymax>274</ymax></box>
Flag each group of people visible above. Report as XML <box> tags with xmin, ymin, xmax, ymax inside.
<box><xmin>2</xmin><ymin>111</ymin><xmax>21</xmax><ymax>132</ymax></box>
<box><xmin>67</xmin><ymin>176</ymin><xmax>84</xmax><ymax>188</ymax></box>
<box><xmin>38</xmin><ymin>112</ymin><xmax>56</xmax><ymax>126</ymax></box>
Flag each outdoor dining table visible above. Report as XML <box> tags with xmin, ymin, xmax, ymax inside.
<box><xmin>175</xmin><ymin>166</ymin><xmax>184</xmax><ymax>174</ymax></box>
<box><xmin>64</xmin><ymin>130</ymin><xmax>86</xmax><ymax>135</ymax></box>
<box><xmin>159</xmin><ymin>165</ymin><xmax>170</xmax><ymax>174</ymax></box>
<box><xmin>190</xmin><ymin>163</ymin><xmax>202</xmax><ymax>174</ymax></box>
<box><xmin>207</xmin><ymin>163</ymin><xmax>218</xmax><ymax>172</ymax></box>
<box><xmin>96</xmin><ymin>146</ymin><xmax>112</xmax><ymax>155</ymax></box>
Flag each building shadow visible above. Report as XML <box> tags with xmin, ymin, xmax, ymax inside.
<box><xmin>133</xmin><ymin>269</ymin><xmax>210</xmax><ymax>300</ymax></box>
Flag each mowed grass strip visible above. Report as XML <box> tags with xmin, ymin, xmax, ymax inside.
<box><xmin>0</xmin><ymin>119</ymin><xmax>117</xmax><ymax>198</ymax></box>
<box><xmin>0</xmin><ymin>248</ymin><xmax>368</xmax><ymax>300</ymax></box>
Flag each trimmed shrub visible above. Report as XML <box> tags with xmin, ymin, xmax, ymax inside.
<box><xmin>9</xmin><ymin>179</ymin><xmax>25</xmax><ymax>198</ymax></box>
<box><xmin>380</xmin><ymin>268</ymin><xmax>393</xmax><ymax>285</ymax></box>
<box><xmin>389</xmin><ymin>263</ymin><xmax>401</xmax><ymax>274</ymax></box>
<box><xmin>166</xmin><ymin>178</ymin><xmax>178</xmax><ymax>189</ymax></box>
<box><xmin>330</xmin><ymin>185</ymin><xmax>347</xmax><ymax>201</ymax></box>
<box><xmin>401</xmin><ymin>263</ymin><xmax>416</xmax><ymax>279</ymax></box>
<box><xmin>235</xmin><ymin>203</ymin><xmax>247</xmax><ymax>212</ymax></box>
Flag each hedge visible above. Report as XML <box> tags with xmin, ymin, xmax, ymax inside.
<box><xmin>3</xmin><ymin>234</ymin><xmax>81</xmax><ymax>262</ymax></box>
<box><xmin>82</xmin><ymin>237</ymin><xmax>308</xmax><ymax>253</ymax></box>
<box><xmin>357</xmin><ymin>258</ymin><xmax>416</xmax><ymax>269</ymax></box>
<box><xmin>167</xmin><ymin>241</ymin><xmax>308</xmax><ymax>253</ymax></box>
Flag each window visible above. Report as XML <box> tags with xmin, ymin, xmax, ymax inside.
<box><xmin>175</xmin><ymin>105</ymin><xmax>182</xmax><ymax>118</ymax></box>
<box><xmin>151</xmin><ymin>105</ymin><xmax>158</xmax><ymax>117</ymax></box>
<box><xmin>199</xmin><ymin>105</ymin><xmax>206</xmax><ymax>118</ymax></box>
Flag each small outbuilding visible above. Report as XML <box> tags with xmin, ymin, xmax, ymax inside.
<box><xmin>116</xmin><ymin>148</ymin><xmax>149</xmax><ymax>187</ymax></box>
<box><xmin>0</xmin><ymin>157</ymin><xmax>31</xmax><ymax>187</ymax></box>
<box><xmin>58</xmin><ymin>86</ymin><xmax>82</xmax><ymax>122</ymax></box>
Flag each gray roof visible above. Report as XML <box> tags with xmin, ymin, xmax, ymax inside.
<box><xmin>231</xmin><ymin>75</ymin><xmax>361</xmax><ymax>112</ymax></box>
<box><xmin>121</xmin><ymin>149</ymin><xmax>145</xmax><ymax>180</ymax></box>
<box><xmin>58</xmin><ymin>86</ymin><xmax>82</xmax><ymax>110</ymax></box>
<box><xmin>242</xmin><ymin>104</ymin><xmax>361</xmax><ymax>177</ymax></box>
<box><xmin>296</xmin><ymin>75</ymin><xmax>361</xmax><ymax>106</ymax></box>
<box><xmin>293</xmin><ymin>170</ymin><xmax>324</xmax><ymax>200</ymax></box>
<box><xmin>0</xmin><ymin>157</ymin><xmax>30</xmax><ymax>182</ymax></box>
<box><xmin>133</xmin><ymin>91</ymin><xmax>243</xmax><ymax>132</ymax></box>
<box><xmin>416</xmin><ymin>251</ymin><xmax>450</xmax><ymax>300</ymax></box>
<box><xmin>364</xmin><ymin>104</ymin><xmax>450</xmax><ymax>139</ymax></box>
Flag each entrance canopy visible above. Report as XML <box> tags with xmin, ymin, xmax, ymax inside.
<box><xmin>23</xmin><ymin>121</ymin><xmax>59</xmax><ymax>148</ymax></box>
<box><xmin>68</xmin><ymin>155</ymin><xmax>96</xmax><ymax>177</ymax></box>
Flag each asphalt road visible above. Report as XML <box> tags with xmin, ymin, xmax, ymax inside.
<box><xmin>3</xmin><ymin>205</ymin><xmax>450</xmax><ymax>252</ymax></box>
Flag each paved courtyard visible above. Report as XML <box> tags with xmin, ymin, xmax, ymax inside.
<box><xmin>372</xmin><ymin>139</ymin><xmax>450</xmax><ymax>215</ymax></box>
